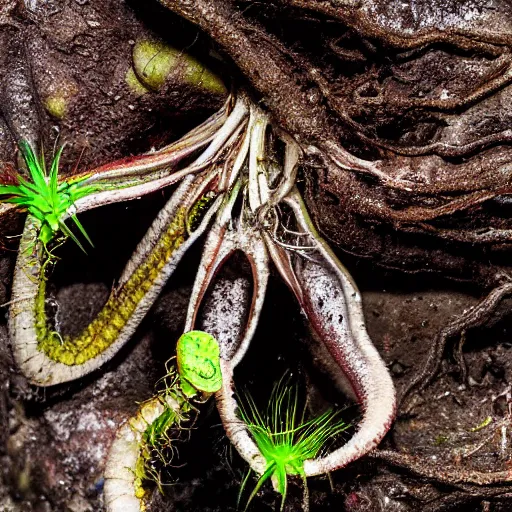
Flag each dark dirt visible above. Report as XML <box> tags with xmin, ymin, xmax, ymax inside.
<box><xmin>1</xmin><ymin>1</ymin><xmax>512</xmax><ymax>511</ymax></box>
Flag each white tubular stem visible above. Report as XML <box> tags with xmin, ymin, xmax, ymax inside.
<box><xmin>193</xmin><ymin>94</ymin><xmax>248</xmax><ymax>167</ymax></box>
<box><xmin>283</xmin><ymin>189</ymin><xmax>396</xmax><ymax>476</ymax></box>
<box><xmin>198</xmin><ymin>277</ymin><xmax>268</xmax><ymax>477</ymax></box>
<box><xmin>75</xmin><ymin>96</ymin><xmax>247</xmax><ymax>215</ymax></box>
<box><xmin>210</xmin><ymin>227</ymin><xmax>269</xmax><ymax>477</ymax></box>
<box><xmin>248</xmin><ymin>107</ymin><xmax>269</xmax><ymax>212</ymax></box>
<box><xmin>104</xmin><ymin>396</ymin><xmax>180</xmax><ymax>512</ymax></box>
<box><xmin>270</xmin><ymin>135</ymin><xmax>301</xmax><ymax>206</ymax></box>
<box><xmin>184</xmin><ymin>213</ymin><xmax>269</xmax><ymax>367</ymax></box>
<box><xmin>225</xmin><ymin>111</ymin><xmax>255</xmax><ymax>190</ymax></box>
<box><xmin>216</xmin><ymin>359</ymin><xmax>267</xmax><ymax>475</ymax></box>
<box><xmin>82</xmin><ymin>95</ymin><xmax>232</xmax><ymax>186</ymax></box>
<box><xmin>9</xmin><ymin>179</ymin><xmax>221</xmax><ymax>386</ymax></box>
<box><xmin>180</xmin><ymin>190</ymin><xmax>270</xmax><ymax>477</ymax></box>
<box><xmin>75</xmin><ymin>165</ymin><xmax>206</xmax><ymax>214</ymax></box>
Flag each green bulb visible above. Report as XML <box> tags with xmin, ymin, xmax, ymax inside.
<box><xmin>176</xmin><ymin>330</ymin><xmax>222</xmax><ymax>396</ymax></box>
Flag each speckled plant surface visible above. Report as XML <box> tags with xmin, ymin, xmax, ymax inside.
<box><xmin>0</xmin><ymin>1</ymin><xmax>512</xmax><ymax>512</ymax></box>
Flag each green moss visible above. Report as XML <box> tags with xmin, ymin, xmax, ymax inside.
<box><xmin>132</xmin><ymin>39</ymin><xmax>226</xmax><ymax>94</ymax></box>
<box><xmin>434</xmin><ymin>434</ymin><xmax>449</xmax><ymax>446</ymax></box>
<box><xmin>43</xmin><ymin>80</ymin><xmax>78</xmax><ymax>119</ymax></box>
<box><xmin>470</xmin><ymin>416</ymin><xmax>492</xmax><ymax>432</ymax></box>
<box><xmin>187</xmin><ymin>193</ymin><xmax>215</xmax><ymax>232</ymax></box>
<box><xmin>17</xmin><ymin>462</ymin><xmax>31</xmax><ymax>495</ymax></box>
<box><xmin>44</xmin><ymin>95</ymin><xmax>67</xmax><ymax>119</ymax></box>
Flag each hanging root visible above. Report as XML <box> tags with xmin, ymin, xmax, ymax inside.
<box><xmin>371</xmin><ymin>278</ymin><xmax>512</xmax><ymax>504</ymax></box>
<box><xmin>371</xmin><ymin>448</ymin><xmax>512</xmax><ymax>509</ymax></box>
<box><xmin>400</xmin><ymin>279</ymin><xmax>512</xmax><ymax>408</ymax></box>
<box><xmin>156</xmin><ymin>0</ymin><xmax>512</xmax><ymax>288</ymax></box>
<box><xmin>367</xmin><ymin>448</ymin><xmax>512</xmax><ymax>511</ymax></box>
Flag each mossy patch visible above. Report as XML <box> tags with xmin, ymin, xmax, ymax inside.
<box><xmin>42</xmin><ymin>81</ymin><xmax>78</xmax><ymax>119</ymax></box>
<box><xmin>44</xmin><ymin>95</ymin><xmax>68</xmax><ymax>119</ymax></box>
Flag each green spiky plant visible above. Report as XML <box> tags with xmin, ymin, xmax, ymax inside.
<box><xmin>0</xmin><ymin>141</ymin><xmax>97</xmax><ymax>252</ymax></box>
<box><xmin>238</xmin><ymin>378</ymin><xmax>350</xmax><ymax>511</ymax></box>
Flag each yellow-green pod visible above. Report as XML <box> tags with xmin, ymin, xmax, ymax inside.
<box><xmin>131</xmin><ymin>39</ymin><xmax>226</xmax><ymax>94</ymax></box>
<box><xmin>176</xmin><ymin>330</ymin><xmax>222</xmax><ymax>396</ymax></box>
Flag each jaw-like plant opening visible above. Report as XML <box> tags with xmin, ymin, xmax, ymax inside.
<box><xmin>2</xmin><ymin>81</ymin><xmax>397</xmax><ymax>510</ymax></box>
<box><xmin>195</xmin><ymin>249</ymin><xmax>254</xmax><ymax>354</ymax></box>
<box><xmin>237</xmin><ymin>377</ymin><xmax>349</xmax><ymax>511</ymax></box>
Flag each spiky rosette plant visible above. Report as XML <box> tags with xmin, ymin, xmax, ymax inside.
<box><xmin>238</xmin><ymin>378</ymin><xmax>349</xmax><ymax>511</ymax></box>
<box><xmin>0</xmin><ymin>141</ymin><xmax>96</xmax><ymax>252</ymax></box>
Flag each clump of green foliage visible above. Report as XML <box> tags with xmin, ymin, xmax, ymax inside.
<box><xmin>238</xmin><ymin>378</ymin><xmax>349</xmax><ymax>511</ymax></box>
<box><xmin>0</xmin><ymin>141</ymin><xmax>96</xmax><ymax>251</ymax></box>
<box><xmin>136</xmin><ymin>331</ymin><xmax>222</xmax><ymax>496</ymax></box>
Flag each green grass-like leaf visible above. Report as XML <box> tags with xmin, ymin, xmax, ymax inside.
<box><xmin>238</xmin><ymin>377</ymin><xmax>349</xmax><ymax>511</ymax></box>
<box><xmin>0</xmin><ymin>141</ymin><xmax>98</xmax><ymax>250</ymax></box>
